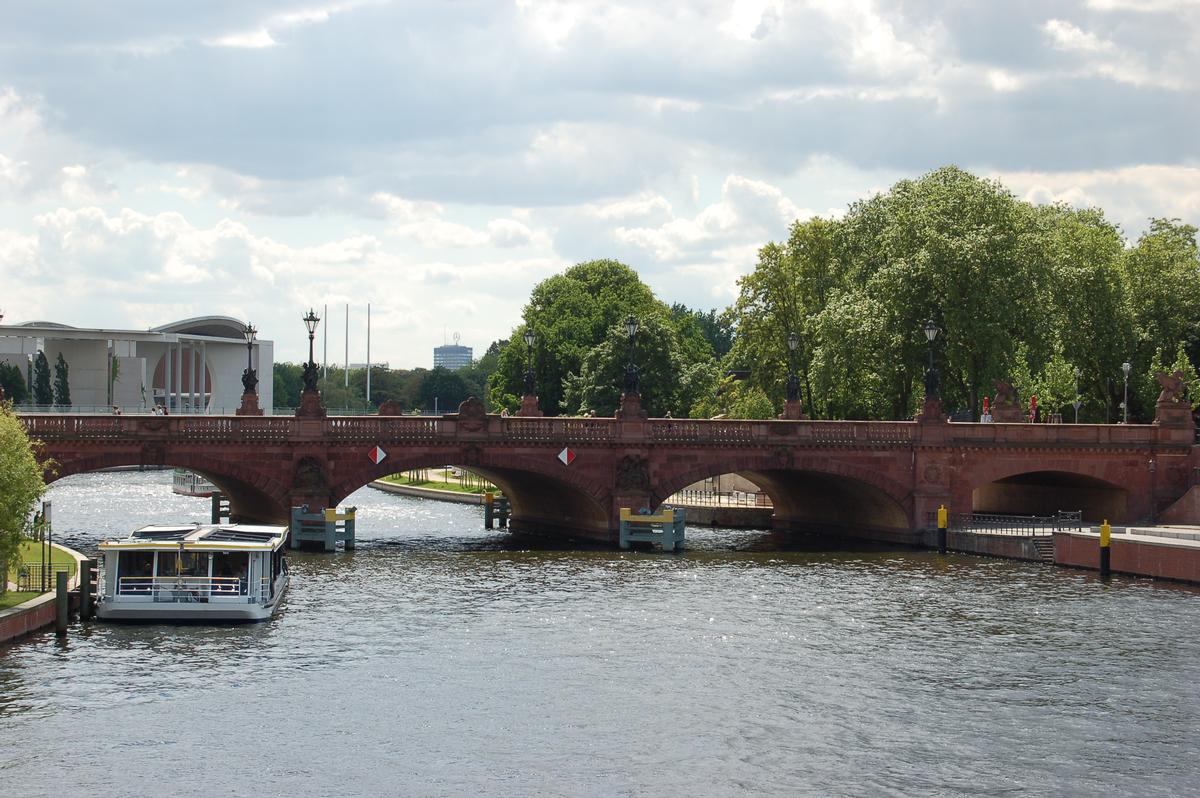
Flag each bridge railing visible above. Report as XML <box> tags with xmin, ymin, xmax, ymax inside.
<box><xmin>326</xmin><ymin>416</ymin><xmax>443</xmax><ymax>442</ymax></box>
<box><xmin>928</xmin><ymin>510</ymin><xmax>1083</xmax><ymax>536</ymax></box>
<box><xmin>501</xmin><ymin>417</ymin><xmax>613</xmax><ymax>442</ymax></box>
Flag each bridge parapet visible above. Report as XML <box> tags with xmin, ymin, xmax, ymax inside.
<box><xmin>501</xmin><ymin>417</ymin><xmax>613</xmax><ymax>442</ymax></box>
<box><xmin>949</xmin><ymin>422</ymin><xmax>1167</xmax><ymax>447</ymax></box>
<box><xmin>325</xmin><ymin>416</ymin><xmax>442</xmax><ymax>442</ymax></box>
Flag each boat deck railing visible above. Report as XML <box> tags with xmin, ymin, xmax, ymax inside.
<box><xmin>110</xmin><ymin>576</ymin><xmax>270</xmax><ymax>602</ymax></box>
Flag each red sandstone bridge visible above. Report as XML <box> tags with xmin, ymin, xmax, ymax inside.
<box><xmin>18</xmin><ymin>398</ymin><xmax>1200</xmax><ymax>546</ymax></box>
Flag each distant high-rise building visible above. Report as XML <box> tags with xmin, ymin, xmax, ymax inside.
<box><xmin>433</xmin><ymin>344</ymin><xmax>472</xmax><ymax>370</ymax></box>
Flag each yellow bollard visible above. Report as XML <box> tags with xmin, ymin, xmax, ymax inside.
<box><xmin>936</xmin><ymin>504</ymin><xmax>948</xmax><ymax>554</ymax></box>
<box><xmin>1099</xmin><ymin>519</ymin><xmax>1111</xmax><ymax>578</ymax></box>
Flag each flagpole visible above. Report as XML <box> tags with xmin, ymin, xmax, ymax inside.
<box><xmin>366</xmin><ymin>303</ymin><xmax>372</xmax><ymax>403</ymax></box>
<box><xmin>344</xmin><ymin>302</ymin><xmax>349</xmax><ymax>389</ymax></box>
<box><xmin>322</xmin><ymin>303</ymin><xmax>328</xmax><ymax>380</ymax></box>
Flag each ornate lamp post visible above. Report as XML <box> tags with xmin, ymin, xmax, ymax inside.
<box><xmin>518</xmin><ymin>328</ymin><xmax>542</xmax><ymax>416</ymax></box>
<box><xmin>617</xmin><ymin>314</ymin><xmax>646</xmax><ymax>418</ymax></box>
<box><xmin>924</xmin><ymin>319</ymin><xmax>940</xmax><ymax>392</ymax></box>
<box><xmin>1122</xmin><ymin>361</ymin><xmax>1132</xmax><ymax>423</ymax></box>
<box><xmin>297</xmin><ymin>308</ymin><xmax>326</xmax><ymax>418</ymax></box>
<box><xmin>235</xmin><ymin>321</ymin><xmax>263</xmax><ymax>415</ymax></box>
<box><xmin>917</xmin><ymin>318</ymin><xmax>942</xmax><ymax>423</ymax></box>
<box><xmin>1080</xmin><ymin>364</ymin><xmax>1089</xmax><ymax>422</ymax></box>
<box><xmin>242</xmin><ymin>323</ymin><xmax>258</xmax><ymax>393</ymax></box>
<box><xmin>781</xmin><ymin>331</ymin><xmax>804</xmax><ymax>420</ymax></box>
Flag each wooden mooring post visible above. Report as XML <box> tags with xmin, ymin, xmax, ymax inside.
<box><xmin>78</xmin><ymin>559</ymin><xmax>96</xmax><ymax>621</ymax></box>
<box><xmin>290</xmin><ymin>505</ymin><xmax>357</xmax><ymax>552</ymax></box>
<box><xmin>483</xmin><ymin>493</ymin><xmax>509</xmax><ymax>529</ymax></box>
<box><xmin>55</xmin><ymin>570</ymin><xmax>69</xmax><ymax>635</ymax></box>
<box><xmin>211</xmin><ymin>493</ymin><xmax>231</xmax><ymax>523</ymax></box>
<box><xmin>619</xmin><ymin>507</ymin><xmax>686</xmax><ymax>552</ymax></box>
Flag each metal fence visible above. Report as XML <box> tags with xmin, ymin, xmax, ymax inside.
<box><xmin>669</xmin><ymin>489</ymin><xmax>772</xmax><ymax>508</ymax></box>
<box><xmin>14</xmin><ymin>562</ymin><xmax>72</xmax><ymax>593</ymax></box>
<box><xmin>927</xmin><ymin>510</ymin><xmax>1083</xmax><ymax>536</ymax></box>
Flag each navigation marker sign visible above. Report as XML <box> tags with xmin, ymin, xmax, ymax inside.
<box><xmin>558</xmin><ymin>447</ymin><xmax>575</xmax><ymax>466</ymax></box>
<box><xmin>369</xmin><ymin>445</ymin><xmax>387</xmax><ymax>465</ymax></box>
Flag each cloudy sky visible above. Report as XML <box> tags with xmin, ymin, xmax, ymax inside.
<box><xmin>1</xmin><ymin>0</ymin><xmax>1198</xmax><ymax>366</ymax></box>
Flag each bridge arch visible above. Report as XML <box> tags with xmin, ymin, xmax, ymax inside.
<box><xmin>653</xmin><ymin>453</ymin><xmax>913</xmax><ymax>534</ymax></box>
<box><xmin>965</xmin><ymin>462</ymin><xmax>1133</xmax><ymax>523</ymax></box>
<box><xmin>330</xmin><ymin>450</ymin><xmax>611</xmax><ymax>540</ymax></box>
<box><xmin>45</xmin><ymin>451</ymin><xmax>292</xmax><ymax>523</ymax></box>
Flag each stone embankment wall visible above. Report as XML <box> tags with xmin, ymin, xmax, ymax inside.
<box><xmin>0</xmin><ymin>543</ymin><xmax>85</xmax><ymax>645</ymax></box>
<box><xmin>1055</xmin><ymin>529</ymin><xmax>1200</xmax><ymax>583</ymax></box>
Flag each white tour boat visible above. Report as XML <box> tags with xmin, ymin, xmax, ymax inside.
<box><xmin>97</xmin><ymin>523</ymin><xmax>289</xmax><ymax>622</ymax></box>
<box><xmin>172</xmin><ymin>468</ymin><xmax>218</xmax><ymax>497</ymax></box>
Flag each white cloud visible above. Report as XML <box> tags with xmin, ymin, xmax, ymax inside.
<box><xmin>612</xmin><ymin>175</ymin><xmax>806</xmax><ymax>262</ymax></box>
<box><xmin>204</xmin><ymin>28</ymin><xmax>277</xmax><ymax>49</ymax></box>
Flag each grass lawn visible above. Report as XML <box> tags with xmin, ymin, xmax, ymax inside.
<box><xmin>3</xmin><ymin>539</ymin><xmax>78</xmax><ymax>602</ymax></box>
<box><xmin>380</xmin><ymin>473</ymin><xmax>498</xmax><ymax>495</ymax></box>
<box><xmin>0</xmin><ymin>591</ymin><xmax>40</xmax><ymax>610</ymax></box>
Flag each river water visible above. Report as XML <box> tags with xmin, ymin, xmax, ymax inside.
<box><xmin>2</xmin><ymin>471</ymin><xmax>1199</xmax><ymax>797</ymax></box>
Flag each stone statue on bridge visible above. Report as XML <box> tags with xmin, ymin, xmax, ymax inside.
<box><xmin>1156</xmin><ymin>370</ymin><xmax>1188</xmax><ymax>404</ymax></box>
<box><xmin>990</xmin><ymin>378</ymin><xmax>1025</xmax><ymax>423</ymax></box>
<box><xmin>241</xmin><ymin>367</ymin><xmax>258</xmax><ymax>394</ymax></box>
<box><xmin>302</xmin><ymin>360</ymin><xmax>320</xmax><ymax>393</ymax></box>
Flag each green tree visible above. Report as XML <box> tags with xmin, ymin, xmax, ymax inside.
<box><xmin>561</xmin><ymin>315</ymin><xmax>685</xmax><ymax>416</ymax></box>
<box><xmin>1038</xmin><ymin>205</ymin><xmax>1134</xmax><ymax>423</ymax></box>
<box><xmin>488</xmin><ymin>260</ymin><xmax>665</xmax><ymax>415</ymax></box>
<box><xmin>420</xmin><ymin>367</ymin><xmax>475</xmax><ymax>413</ymax></box>
<box><xmin>53</xmin><ymin>353</ymin><xmax>71</xmax><ymax>408</ymax></box>
<box><xmin>1122</xmin><ymin>218</ymin><xmax>1200</xmax><ymax>372</ymax></box>
<box><xmin>0</xmin><ymin>362</ymin><xmax>29</xmax><ymax>404</ymax></box>
<box><xmin>31</xmin><ymin>352</ymin><xmax>52</xmax><ymax>406</ymax></box>
<box><xmin>727</xmin><ymin>215</ymin><xmax>847</xmax><ymax>416</ymax></box>
<box><xmin>272</xmin><ymin>363</ymin><xmax>303</xmax><ymax>409</ymax></box>
<box><xmin>0</xmin><ymin>404</ymin><xmax>44</xmax><ymax>595</ymax></box>
<box><xmin>837</xmin><ymin>166</ymin><xmax>1055</xmax><ymax>418</ymax></box>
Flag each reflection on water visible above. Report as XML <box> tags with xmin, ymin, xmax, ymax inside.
<box><xmin>2</xmin><ymin>471</ymin><xmax>1199</xmax><ymax>797</ymax></box>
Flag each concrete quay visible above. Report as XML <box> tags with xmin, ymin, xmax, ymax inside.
<box><xmin>1055</xmin><ymin>526</ymin><xmax>1200</xmax><ymax>584</ymax></box>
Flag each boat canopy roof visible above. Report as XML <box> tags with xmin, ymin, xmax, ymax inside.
<box><xmin>100</xmin><ymin>523</ymin><xmax>288</xmax><ymax>552</ymax></box>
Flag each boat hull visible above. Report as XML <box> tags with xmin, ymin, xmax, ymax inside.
<box><xmin>97</xmin><ymin>578</ymin><xmax>287</xmax><ymax>623</ymax></box>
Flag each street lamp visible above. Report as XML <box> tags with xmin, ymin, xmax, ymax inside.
<box><xmin>522</xmin><ymin>329</ymin><xmax>536</xmax><ymax>396</ymax></box>
<box><xmin>1073</xmin><ymin>367</ymin><xmax>1082</xmax><ymax>423</ymax></box>
<box><xmin>241</xmin><ymin>323</ymin><xmax>258</xmax><ymax>395</ymax></box>
<box><xmin>1122</xmin><ymin>361</ymin><xmax>1132</xmax><ymax>423</ymax></box>
<box><xmin>786</xmin><ymin>332</ymin><xmax>800</xmax><ymax>402</ymax></box>
<box><xmin>302</xmin><ymin>309</ymin><xmax>321</xmax><ymax>393</ymax></box>
<box><xmin>923</xmin><ymin>319</ymin><xmax>940</xmax><ymax>398</ymax></box>
<box><xmin>623</xmin><ymin>315</ymin><xmax>640</xmax><ymax>396</ymax></box>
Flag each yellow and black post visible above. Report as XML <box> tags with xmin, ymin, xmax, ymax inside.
<box><xmin>484</xmin><ymin>492</ymin><xmax>494</xmax><ymax>529</ymax></box>
<box><xmin>937</xmin><ymin>504</ymin><xmax>948</xmax><ymax>555</ymax></box>
<box><xmin>1099</xmin><ymin>519</ymin><xmax>1111</xmax><ymax>578</ymax></box>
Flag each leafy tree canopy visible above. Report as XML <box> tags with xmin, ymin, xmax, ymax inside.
<box><xmin>0</xmin><ymin>404</ymin><xmax>44</xmax><ymax>593</ymax></box>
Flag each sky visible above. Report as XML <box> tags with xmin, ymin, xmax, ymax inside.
<box><xmin>1</xmin><ymin>0</ymin><xmax>1198</xmax><ymax>367</ymax></box>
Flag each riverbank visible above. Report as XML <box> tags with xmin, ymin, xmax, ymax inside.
<box><xmin>370</xmin><ymin>479</ymin><xmax>486</xmax><ymax>504</ymax></box>
<box><xmin>0</xmin><ymin>542</ymin><xmax>87</xmax><ymax>644</ymax></box>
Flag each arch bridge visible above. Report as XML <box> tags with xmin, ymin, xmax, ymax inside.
<box><xmin>19</xmin><ymin>399</ymin><xmax>1200</xmax><ymax>546</ymax></box>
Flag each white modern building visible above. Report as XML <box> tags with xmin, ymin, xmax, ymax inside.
<box><xmin>0</xmin><ymin>316</ymin><xmax>273</xmax><ymax>414</ymax></box>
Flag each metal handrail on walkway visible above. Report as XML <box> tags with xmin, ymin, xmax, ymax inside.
<box><xmin>926</xmin><ymin>510</ymin><xmax>1082</xmax><ymax>536</ymax></box>
<box><xmin>669</xmin><ymin>489</ymin><xmax>772</xmax><ymax>508</ymax></box>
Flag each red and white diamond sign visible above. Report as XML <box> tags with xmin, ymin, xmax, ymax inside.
<box><xmin>557</xmin><ymin>447</ymin><xmax>575</xmax><ymax>466</ymax></box>
<box><xmin>368</xmin><ymin>445</ymin><xmax>387</xmax><ymax>465</ymax></box>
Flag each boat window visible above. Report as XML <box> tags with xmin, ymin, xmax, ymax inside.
<box><xmin>120</xmin><ymin>551</ymin><xmax>154</xmax><ymax>578</ymax></box>
<box><xmin>211</xmin><ymin>552</ymin><xmax>250</xmax><ymax>594</ymax></box>
<box><xmin>155</xmin><ymin>550</ymin><xmax>211</xmax><ymax>577</ymax></box>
